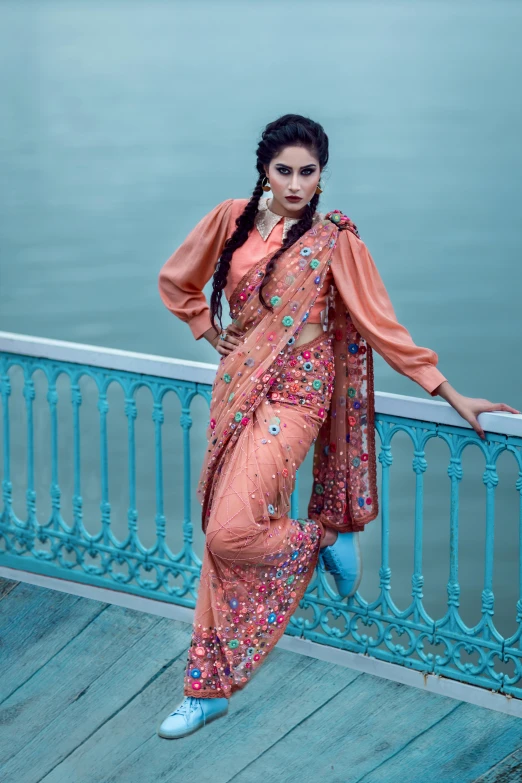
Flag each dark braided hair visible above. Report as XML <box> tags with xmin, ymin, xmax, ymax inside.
<box><xmin>209</xmin><ymin>113</ymin><xmax>329</xmax><ymax>334</ymax></box>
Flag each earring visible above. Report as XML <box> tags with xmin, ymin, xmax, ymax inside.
<box><xmin>262</xmin><ymin>176</ymin><xmax>271</xmax><ymax>192</ymax></box>
<box><xmin>315</xmin><ymin>180</ymin><xmax>323</xmax><ymax>195</ymax></box>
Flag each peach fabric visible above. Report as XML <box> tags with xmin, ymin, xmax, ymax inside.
<box><xmin>158</xmin><ymin>198</ymin><xmax>446</xmax><ymax>397</ymax></box>
<box><xmin>157</xmin><ymin>197</ymin><xmax>330</xmax><ymax>337</ymax></box>
<box><xmin>185</xmin><ymin>332</ymin><xmax>334</xmax><ymax>698</ymax></box>
<box><xmin>182</xmin><ymin>218</ymin><xmax>348</xmax><ymax>699</ymax></box>
<box><xmin>223</xmin><ymin>198</ymin><xmax>331</xmax><ymax>324</ymax></box>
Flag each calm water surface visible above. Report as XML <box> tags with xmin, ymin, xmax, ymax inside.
<box><xmin>1</xmin><ymin>1</ymin><xmax>521</xmax><ymax>636</ymax></box>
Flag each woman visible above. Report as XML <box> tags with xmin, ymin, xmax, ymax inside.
<box><xmin>156</xmin><ymin>114</ymin><xmax>519</xmax><ymax>739</ymax></box>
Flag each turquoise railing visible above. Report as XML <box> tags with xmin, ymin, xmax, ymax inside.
<box><xmin>1</xmin><ymin>331</ymin><xmax>522</xmax><ymax>699</ymax></box>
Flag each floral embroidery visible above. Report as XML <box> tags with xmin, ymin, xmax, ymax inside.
<box><xmin>309</xmin><ymin>292</ymin><xmax>377</xmax><ymax>529</ymax></box>
<box><xmin>188</xmin><ymin>210</ymin><xmax>377</xmax><ymax>701</ymax></box>
<box><xmin>184</xmin><ymin>513</ymin><xmax>322</xmax><ymax>697</ymax></box>
<box><xmin>324</xmin><ymin>209</ymin><xmax>361</xmax><ymax>238</ymax></box>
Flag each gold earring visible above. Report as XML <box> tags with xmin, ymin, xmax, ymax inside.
<box><xmin>262</xmin><ymin>176</ymin><xmax>271</xmax><ymax>192</ymax></box>
<box><xmin>315</xmin><ymin>180</ymin><xmax>323</xmax><ymax>195</ymax></box>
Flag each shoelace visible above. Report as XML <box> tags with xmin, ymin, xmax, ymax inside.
<box><xmin>321</xmin><ymin>546</ymin><xmax>346</xmax><ymax>577</ymax></box>
<box><xmin>170</xmin><ymin>696</ymin><xmax>202</xmax><ymax>718</ymax></box>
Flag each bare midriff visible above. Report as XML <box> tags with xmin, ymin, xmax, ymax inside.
<box><xmin>293</xmin><ymin>321</ymin><xmax>325</xmax><ymax>349</ymax></box>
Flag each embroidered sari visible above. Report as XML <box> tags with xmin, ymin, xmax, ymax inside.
<box><xmin>197</xmin><ymin>209</ymin><xmax>377</xmax><ymax>539</ymax></box>
<box><xmin>157</xmin><ymin>198</ymin><xmax>447</xmax><ymax>698</ymax></box>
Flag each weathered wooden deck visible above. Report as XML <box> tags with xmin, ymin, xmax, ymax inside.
<box><xmin>1</xmin><ymin>576</ymin><xmax>521</xmax><ymax>783</ymax></box>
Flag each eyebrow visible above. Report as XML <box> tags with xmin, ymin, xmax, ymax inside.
<box><xmin>275</xmin><ymin>162</ymin><xmax>317</xmax><ymax>169</ymax></box>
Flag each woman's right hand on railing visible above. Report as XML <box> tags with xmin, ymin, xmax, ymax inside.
<box><xmin>203</xmin><ymin>324</ymin><xmax>243</xmax><ymax>357</ymax></box>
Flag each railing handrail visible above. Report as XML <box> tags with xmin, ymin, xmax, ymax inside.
<box><xmin>2</xmin><ymin>329</ymin><xmax>522</xmax><ymax>706</ymax></box>
<box><xmin>1</xmin><ymin>329</ymin><xmax>521</xmax><ymax>437</ymax></box>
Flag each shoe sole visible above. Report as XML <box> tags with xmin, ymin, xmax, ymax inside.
<box><xmin>343</xmin><ymin>531</ymin><xmax>362</xmax><ymax>598</ymax></box>
<box><xmin>157</xmin><ymin>706</ymin><xmax>228</xmax><ymax>739</ymax></box>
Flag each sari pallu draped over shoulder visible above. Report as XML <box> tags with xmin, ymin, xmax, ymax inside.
<box><xmin>196</xmin><ymin>210</ymin><xmax>378</xmax><ymax>536</ymax></box>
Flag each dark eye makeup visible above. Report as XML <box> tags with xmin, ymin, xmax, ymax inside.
<box><xmin>275</xmin><ymin>166</ymin><xmax>316</xmax><ymax>176</ymax></box>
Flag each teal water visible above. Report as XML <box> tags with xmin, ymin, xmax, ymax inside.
<box><xmin>1</xmin><ymin>1</ymin><xmax>522</xmax><ymax>637</ymax></box>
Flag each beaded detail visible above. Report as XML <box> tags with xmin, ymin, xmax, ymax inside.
<box><xmin>198</xmin><ymin>213</ymin><xmax>377</xmax><ymax>535</ymax></box>
<box><xmin>308</xmin><ymin>282</ymin><xmax>377</xmax><ymax>531</ymax></box>
<box><xmin>184</xmin><ymin>513</ymin><xmax>322</xmax><ymax>698</ymax></box>
<box><xmin>268</xmin><ymin>332</ymin><xmax>333</xmax><ymax>409</ymax></box>
<box><xmin>324</xmin><ymin>209</ymin><xmax>361</xmax><ymax>238</ymax></box>
<box><xmin>185</xmin><ymin>210</ymin><xmax>378</xmax><ymax>699</ymax></box>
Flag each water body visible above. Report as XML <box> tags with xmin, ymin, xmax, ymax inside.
<box><xmin>1</xmin><ymin>1</ymin><xmax>521</xmax><ymax>638</ymax></box>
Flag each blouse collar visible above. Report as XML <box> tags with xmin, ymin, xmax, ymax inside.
<box><xmin>255</xmin><ymin>196</ymin><xmax>323</xmax><ymax>242</ymax></box>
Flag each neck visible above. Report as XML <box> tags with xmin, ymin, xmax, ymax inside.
<box><xmin>267</xmin><ymin>196</ymin><xmax>307</xmax><ymax>220</ymax></box>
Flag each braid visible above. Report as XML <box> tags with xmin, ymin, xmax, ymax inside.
<box><xmin>209</xmin><ymin>113</ymin><xmax>329</xmax><ymax>333</ymax></box>
<box><xmin>208</xmin><ymin>173</ymin><xmax>264</xmax><ymax>334</ymax></box>
<box><xmin>258</xmin><ymin>191</ymin><xmax>320</xmax><ymax>312</ymax></box>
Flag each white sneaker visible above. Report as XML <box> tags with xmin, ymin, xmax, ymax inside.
<box><xmin>157</xmin><ymin>695</ymin><xmax>229</xmax><ymax>739</ymax></box>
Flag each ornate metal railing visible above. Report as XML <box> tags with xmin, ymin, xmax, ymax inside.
<box><xmin>1</xmin><ymin>331</ymin><xmax>521</xmax><ymax>698</ymax></box>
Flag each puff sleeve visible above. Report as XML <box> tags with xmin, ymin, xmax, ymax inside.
<box><xmin>158</xmin><ymin>198</ymin><xmax>235</xmax><ymax>340</ymax></box>
<box><xmin>330</xmin><ymin>228</ymin><xmax>447</xmax><ymax>396</ymax></box>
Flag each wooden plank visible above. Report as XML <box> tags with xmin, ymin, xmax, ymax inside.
<box><xmin>349</xmin><ymin>699</ymin><xmax>522</xmax><ymax>783</ymax></box>
<box><xmin>39</xmin><ymin>645</ymin><xmax>361</xmax><ymax>783</ymax></box>
<box><xmin>0</xmin><ymin>577</ymin><xmax>20</xmax><ymax>601</ymax></box>
<box><xmin>0</xmin><ymin>597</ymin><xmax>169</xmax><ymax>770</ymax></box>
<box><xmin>473</xmin><ymin>748</ymin><xmax>522</xmax><ymax>782</ymax></box>
<box><xmin>0</xmin><ymin>580</ymin><xmax>107</xmax><ymax>702</ymax></box>
<box><xmin>224</xmin><ymin>674</ymin><xmax>461</xmax><ymax>783</ymax></box>
<box><xmin>4</xmin><ymin>580</ymin><xmax>518</xmax><ymax>783</ymax></box>
<box><xmin>1</xmin><ymin>614</ymin><xmax>191</xmax><ymax>783</ymax></box>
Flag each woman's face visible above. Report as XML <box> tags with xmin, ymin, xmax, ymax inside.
<box><xmin>264</xmin><ymin>146</ymin><xmax>321</xmax><ymax>218</ymax></box>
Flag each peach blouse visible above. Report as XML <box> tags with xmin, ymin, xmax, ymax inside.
<box><xmin>158</xmin><ymin>198</ymin><xmax>447</xmax><ymax>396</ymax></box>
<box><xmin>229</xmin><ymin>197</ymin><xmax>331</xmax><ymax>325</ymax></box>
